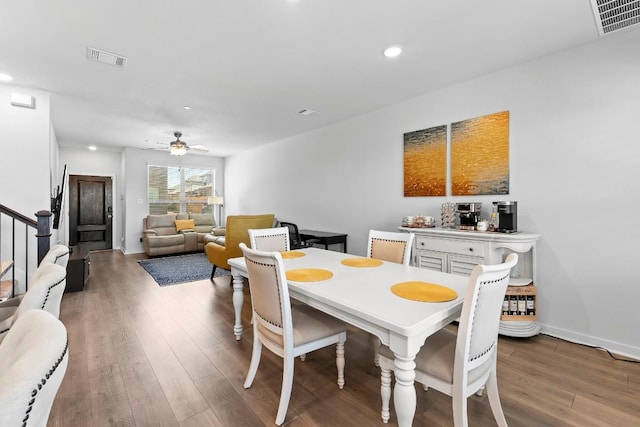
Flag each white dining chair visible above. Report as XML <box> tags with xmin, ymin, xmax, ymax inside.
<box><xmin>0</xmin><ymin>309</ymin><xmax>69</xmax><ymax>426</ymax></box>
<box><xmin>367</xmin><ymin>229</ymin><xmax>415</xmax><ymax>266</ymax></box>
<box><xmin>368</xmin><ymin>229</ymin><xmax>415</xmax><ymax>366</ymax></box>
<box><xmin>248</xmin><ymin>227</ymin><xmax>290</xmax><ymax>252</ymax></box>
<box><xmin>240</xmin><ymin>243</ymin><xmax>347</xmax><ymax>425</ymax></box>
<box><xmin>378</xmin><ymin>253</ymin><xmax>518</xmax><ymax>426</ymax></box>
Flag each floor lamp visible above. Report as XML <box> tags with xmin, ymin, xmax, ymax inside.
<box><xmin>208</xmin><ymin>196</ymin><xmax>224</xmax><ymax>225</ymax></box>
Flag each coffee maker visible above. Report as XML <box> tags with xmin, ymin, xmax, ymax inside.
<box><xmin>455</xmin><ymin>202</ymin><xmax>482</xmax><ymax>231</ymax></box>
<box><xmin>494</xmin><ymin>201</ymin><xmax>517</xmax><ymax>233</ymax></box>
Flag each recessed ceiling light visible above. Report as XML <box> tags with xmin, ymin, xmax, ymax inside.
<box><xmin>0</xmin><ymin>73</ymin><xmax>13</xmax><ymax>82</ymax></box>
<box><xmin>183</xmin><ymin>106</ymin><xmax>191</xmax><ymax>110</ymax></box>
<box><xmin>383</xmin><ymin>45</ymin><xmax>402</xmax><ymax>58</ymax></box>
<box><xmin>88</xmin><ymin>146</ymin><xmax>97</xmax><ymax>151</ymax></box>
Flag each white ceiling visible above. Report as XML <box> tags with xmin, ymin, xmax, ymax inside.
<box><xmin>0</xmin><ymin>1</ymin><xmax>604</xmax><ymax>157</ymax></box>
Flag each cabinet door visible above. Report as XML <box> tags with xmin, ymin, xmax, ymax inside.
<box><xmin>416</xmin><ymin>250</ymin><xmax>447</xmax><ymax>272</ymax></box>
<box><xmin>448</xmin><ymin>254</ymin><xmax>483</xmax><ymax>276</ymax></box>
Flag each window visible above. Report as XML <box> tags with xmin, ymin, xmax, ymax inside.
<box><xmin>148</xmin><ymin>165</ymin><xmax>216</xmax><ymax>215</ymax></box>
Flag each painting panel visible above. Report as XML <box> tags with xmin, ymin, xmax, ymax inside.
<box><xmin>404</xmin><ymin>125</ymin><xmax>447</xmax><ymax>197</ymax></box>
<box><xmin>451</xmin><ymin>111</ymin><xmax>509</xmax><ymax>196</ymax></box>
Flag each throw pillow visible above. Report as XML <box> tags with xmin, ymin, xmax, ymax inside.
<box><xmin>175</xmin><ymin>219</ymin><xmax>195</xmax><ymax>232</ymax></box>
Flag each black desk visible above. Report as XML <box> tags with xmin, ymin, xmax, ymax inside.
<box><xmin>299</xmin><ymin>230</ymin><xmax>348</xmax><ymax>253</ymax></box>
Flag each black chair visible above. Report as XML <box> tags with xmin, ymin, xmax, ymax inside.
<box><xmin>279</xmin><ymin>222</ymin><xmax>318</xmax><ymax>250</ymax></box>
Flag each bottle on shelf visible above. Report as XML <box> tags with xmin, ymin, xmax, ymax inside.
<box><xmin>517</xmin><ymin>295</ymin><xmax>526</xmax><ymax>316</ymax></box>
<box><xmin>526</xmin><ymin>295</ymin><xmax>535</xmax><ymax>316</ymax></box>
<box><xmin>509</xmin><ymin>295</ymin><xmax>518</xmax><ymax>315</ymax></box>
<box><xmin>489</xmin><ymin>204</ymin><xmax>498</xmax><ymax>232</ymax></box>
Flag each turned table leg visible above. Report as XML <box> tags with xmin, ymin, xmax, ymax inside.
<box><xmin>231</xmin><ymin>273</ymin><xmax>244</xmax><ymax>340</ymax></box>
<box><xmin>393</xmin><ymin>354</ymin><xmax>417</xmax><ymax>427</ymax></box>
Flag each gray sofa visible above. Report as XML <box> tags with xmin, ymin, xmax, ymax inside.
<box><xmin>142</xmin><ymin>213</ymin><xmax>225</xmax><ymax>257</ymax></box>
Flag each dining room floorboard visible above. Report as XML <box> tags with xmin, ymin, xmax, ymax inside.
<box><xmin>47</xmin><ymin>250</ymin><xmax>640</xmax><ymax>426</ymax></box>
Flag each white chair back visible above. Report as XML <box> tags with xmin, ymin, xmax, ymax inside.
<box><xmin>41</xmin><ymin>244</ymin><xmax>70</xmax><ymax>269</ymax></box>
<box><xmin>0</xmin><ymin>309</ymin><xmax>68</xmax><ymax>427</ymax></box>
<box><xmin>456</xmin><ymin>253</ymin><xmax>518</xmax><ymax>385</ymax></box>
<box><xmin>240</xmin><ymin>243</ymin><xmax>292</xmax><ymax>347</ymax></box>
<box><xmin>367</xmin><ymin>230</ymin><xmax>414</xmax><ymax>266</ymax></box>
<box><xmin>32</xmin><ymin>244</ymin><xmax>70</xmax><ymax>283</ymax></box>
<box><xmin>248</xmin><ymin>227</ymin><xmax>290</xmax><ymax>252</ymax></box>
<box><xmin>17</xmin><ymin>263</ymin><xmax>67</xmax><ymax>319</ymax></box>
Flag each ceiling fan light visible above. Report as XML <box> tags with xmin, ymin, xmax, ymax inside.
<box><xmin>170</xmin><ymin>146</ymin><xmax>187</xmax><ymax>156</ymax></box>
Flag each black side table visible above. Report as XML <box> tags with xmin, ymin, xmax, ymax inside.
<box><xmin>66</xmin><ymin>245</ymin><xmax>90</xmax><ymax>292</ymax></box>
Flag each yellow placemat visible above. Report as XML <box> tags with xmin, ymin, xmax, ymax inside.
<box><xmin>286</xmin><ymin>268</ymin><xmax>334</xmax><ymax>282</ymax></box>
<box><xmin>280</xmin><ymin>251</ymin><xmax>306</xmax><ymax>259</ymax></box>
<box><xmin>341</xmin><ymin>258</ymin><xmax>384</xmax><ymax>268</ymax></box>
<box><xmin>391</xmin><ymin>281</ymin><xmax>458</xmax><ymax>302</ymax></box>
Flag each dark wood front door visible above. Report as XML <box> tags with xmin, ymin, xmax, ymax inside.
<box><xmin>69</xmin><ymin>175</ymin><xmax>113</xmax><ymax>250</ymax></box>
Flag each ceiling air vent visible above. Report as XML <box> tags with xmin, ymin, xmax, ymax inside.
<box><xmin>298</xmin><ymin>108</ymin><xmax>318</xmax><ymax>116</ymax></box>
<box><xmin>86</xmin><ymin>46</ymin><xmax>128</xmax><ymax>68</ymax></box>
<box><xmin>590</xmin><ymin>0</ymin><xmax>640</xmax><ymax>35</ymax></box>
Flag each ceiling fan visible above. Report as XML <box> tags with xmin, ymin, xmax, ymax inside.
<box><xmin>167</xmin><ymin>131</ymin><xmax>209</xmax><ymax>156</ymax></box>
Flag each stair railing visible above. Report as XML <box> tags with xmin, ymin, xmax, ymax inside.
<box><xmin>0</xmin><ymin>204</ymin><xmax>51</xmax><ymax>298</ymax></box>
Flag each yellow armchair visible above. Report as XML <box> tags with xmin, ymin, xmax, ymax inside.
<box><xmin>205</xmin><ymin>214</ymin><xmax>275</xmax><ymax>279</ymax></box>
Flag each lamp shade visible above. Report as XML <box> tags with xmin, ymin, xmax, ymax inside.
<box><xmin>208</xmin><ymin>196</ymin><xmax>224</xmax><ymax>205</ymax></box>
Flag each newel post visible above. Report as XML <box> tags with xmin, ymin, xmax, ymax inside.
<box><xmin>35</xmin><ymin>210</ymin><xmax>52</xmax><ymax>264</ymax></box>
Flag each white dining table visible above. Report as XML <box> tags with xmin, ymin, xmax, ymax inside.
<box><xmin>227</xmin><ymin>247</ymin><xmax>468</xmax><ymax>427</ymax></box>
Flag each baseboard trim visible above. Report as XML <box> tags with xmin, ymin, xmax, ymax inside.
<box><xmin>541</xmin><ymin>323</ymin><xmax>640</xmax><ymax>361</ymax></box>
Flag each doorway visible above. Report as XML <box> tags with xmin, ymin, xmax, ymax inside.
<box><xmin>68</xmin><ymin>175</ymin><xmax>113</xmax><ymax>250</ymax></box>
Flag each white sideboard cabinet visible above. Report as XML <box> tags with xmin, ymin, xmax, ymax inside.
<box><xmin>398</xmin><ymin>227</ymin><xmax>541</xmax><ymax>337</ymax></box>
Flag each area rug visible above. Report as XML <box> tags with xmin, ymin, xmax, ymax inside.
<box><xmin>138</xmin><ymin>253</ymin><xmax>230</xmax><ymax>287</ymax></box>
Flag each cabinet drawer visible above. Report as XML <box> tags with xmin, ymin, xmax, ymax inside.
<box><xmin>415</xmin><ymin>237</ymin><xmax>485</xmax><ymax>257</ymax></box>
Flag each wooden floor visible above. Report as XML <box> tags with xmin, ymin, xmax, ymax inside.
<box><xmin>48</xmin><ymin>250</ymin><xmax>640</xmax><ymax>426</ymax></box>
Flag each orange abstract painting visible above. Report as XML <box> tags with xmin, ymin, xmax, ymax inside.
<box><xmin>404</xmin><ymin>125</ymin><xmax>447</xmax><ymax>197</ymax></box>
<box><xmin>451</xmin><ymin>111</ymin><xmax>509</xmax><ymax>195</ymax></box>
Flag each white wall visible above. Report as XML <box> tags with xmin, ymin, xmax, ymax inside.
<box><xmin>122</xmin><ymin>147</ymin><xmax>225</xmax><ymax>254</ymax></box>
<box><xmin>0</xmin><ymin>84</ymin><xmax>53</xmax><ymax>285</ymax></box>
<box><xmin>225</xmin><ymin>29</ymin><xmax>640</xmax><ymax>358</ymax></box>
<box><xmin>58</xmin><ymin>147</ymin><xmax>123</xmax><ymax>249</ymax></box>
<box><xmin>49</xmin><ymin>122</ymin><xmax>61</xmax><ymax>244</ymax></box>
<box><xmin>0</xmin><ymin>84</ymin><xmax>51</xmax><ymax>216</ymax></box>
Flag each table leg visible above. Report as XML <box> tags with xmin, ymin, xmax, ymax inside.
<box><xmin>232</xmin><ymin>273</ymin><xmax>244</xmax><ymax>340</ymax></box>
<box><xmin>393</xmin><ymin>354</ymin><xmax>417</xmax><ymax>427</ymax></box>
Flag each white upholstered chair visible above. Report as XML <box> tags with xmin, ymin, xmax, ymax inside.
<box><xmin>239</xmin><ymin>243</ymin><xmax>347</xmax><ymax>425</ymax></box>
<box><xmin>367</xmin><ymin>229</ymin><xmax>414</xmax><ymax>266</ymax></box>
<box><xmin>31</xmin><ymin>244</ymin><xmax>69</xmax><ymax>283</ymax></box>
<box><xmin>0</xmin><ymin>263</ymin><xmax>67</xmax><ymax>344</ymax></box>
<box><xmin>378</xmin><ymin>253</ymin><xmax>518</xmax><ymax>426</ymax></box>
<box><xmin>0</xmin><ymin>309</ymin><xmax>69</xmax><ymax>426</ymax></box>
<box><xmin>41</xmin><ymin>244</ymin><xmax>70</xmax><ymax>268</ymax></box>
<box><xmin>248</xmin><ymin>227</ymin><xmax>290</xmax><ymax>252</ymax></box>
<box><xmin>0</xmin><ymin>244</ymin><xmax>69</xmax><ymax>311</ymax></box>
<box><xmin>368</xmin><ymin>230</ymin><xmax>415</xmax><ymax>365</ymax></box>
